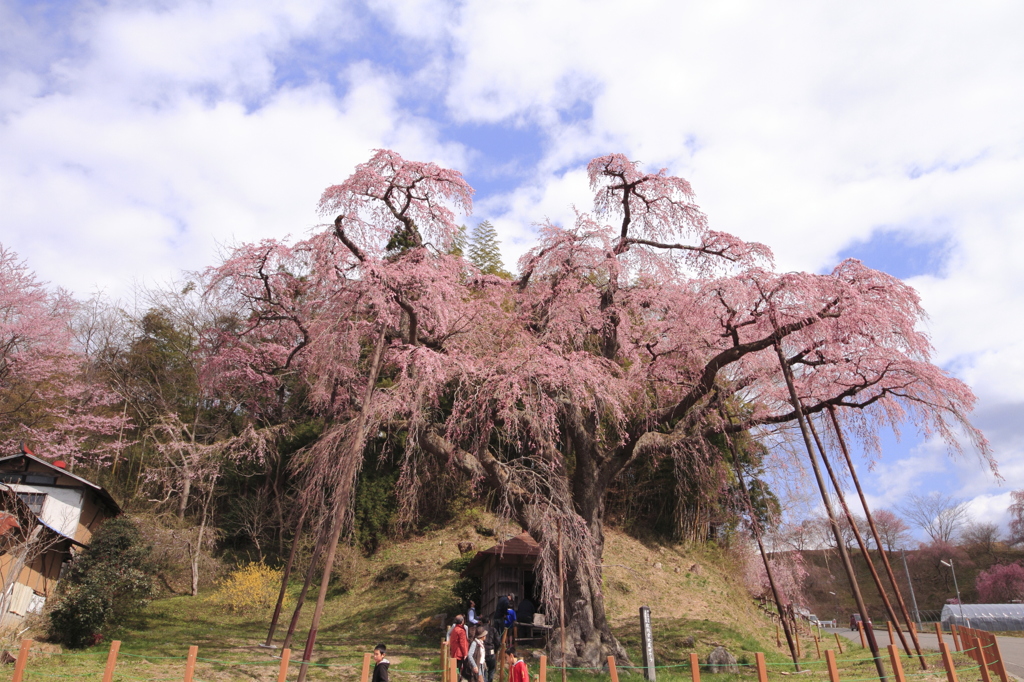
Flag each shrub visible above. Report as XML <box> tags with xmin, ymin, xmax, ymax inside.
<box><xmin>209</xmin><ymin>562</ymin><xmax>284</xmax><ymax>614</ymax></box>
<box><xmin>374</xmin><ymin>563</ymin><xmax>409</xmax><ymax>584</ymax></box>
<box><xmin>48</xmin><ymin>516</ymin><xmax>154</xmax><ymax>648</ymax></box>
<box><xmin>448</xmin><ymin>553</ymin><xmax>480</xmax><ymax>607</ymax></box>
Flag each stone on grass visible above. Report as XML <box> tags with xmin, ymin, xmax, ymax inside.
<box><xmin>705</xmin><ymin>646</ymin><xmax>738</xmax><ymax>674</ymax></box>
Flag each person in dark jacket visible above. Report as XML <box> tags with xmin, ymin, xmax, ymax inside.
<box><xmin>517</xmin><ymin>597</ymin><xmax>535</xmax><ymax>625</ymax></box>
<box><xmin>372</xmin><ymin>644</ymin><xmax>389</xmax><ymax>682</ymax></box>
<box><xmin>493</xmin><ymin>594</ymin><xmax>511</xmax><ymax>624</ymax></box>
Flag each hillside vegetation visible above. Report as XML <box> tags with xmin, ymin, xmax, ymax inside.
<box><xmin>800</xmin><ymin>543</ymin><xmax>1024</xmax><ymax>623</ymax></box>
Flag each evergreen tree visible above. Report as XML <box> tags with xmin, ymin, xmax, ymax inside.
<box><xmin>450</xmin><ymin>224</ymin><xmax>468</xmax><ymax>257</ymax></box>
<box><xmin>467</xmin><ymin>221</ymin><xmax>510</xmax><ymax>278</ymax></box>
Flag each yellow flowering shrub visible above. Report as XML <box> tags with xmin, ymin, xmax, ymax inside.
<box><xmin>209</xmin><ymin>562</ymin><xmax>285</xmax><ymax>614</ymax></box>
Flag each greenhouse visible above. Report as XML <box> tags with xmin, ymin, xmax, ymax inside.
<box><xmin>940</xmin><ymin>603</ymin><xmax>1024</xmax><ymax>631</ymax></box>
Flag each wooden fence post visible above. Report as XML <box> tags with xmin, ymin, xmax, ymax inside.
<box><xmin>935</xmin><ymin>622</ymin><xmax>945</xmax><ymax>647</ymax></box>
<box><xmin>776</xmin><ymin>622</ymin><xmax>780</xmax><ymax>647</ymax></box>
<box><xmin>814</xmin><ymin>634</ymin><xmax>821</xmax><ymax>660</ymax></box>
<box><xmin>278</xmin><ymin>648</ymin><xmax>292</xmax><ymax>682</ymax></box>
<box><xmin>951</xmin><ymin>624</ymin><xmax>962</xmax><ymax>653</ymax></box>
<box><xmin>690</xmin><ymin>652</ymin><xmax>700</xmax><ymax>682</ymax></box>
<box><xmin>361</xmin><ymin>652</ymin><xmax>372</xmax><ymax>682</ymax></box>
<box><xmin>540</xmin><ymin>655</ymin><xmax>547</xmax><ymax>682</ymax></box>
<box><xmin>940</xmin><ymin>642</ymin><xmax>959</xmax><ymax>682</ymax></box>
<box><xmin>987</xmin><ymin>633</ymin><xmax>1009</xmax><ymax>682</ymax></box>
<box><xmin>102</xmin><ymin>640</ymin><xmax>121</xmax><ymax>682</ymax></box>
<box><xmin>888</xmin><ymin>644</ymin><xmax>906</xmax><ymax>682</ymax></box>
<box><xmin>442</xmin><ymin>640</ymin><xmax>448</xmax><ymax>682</ymax></box>
<box><xmin>834</xmin><ymin>632</ymin><xmax>844</xmax><ymax>654</ymax></box>
<box><xmin>857</xmin><ymin>621</ymin><xmax>867</xmax><ymax>649</ymax></box>
<box><xmin>825</xmin><ymin>649</ymin><xmax>840</xmax><ymax>682</ymax></box>
<box><xmin>451</xmin><ymin>658</ymin><xmax>459</xmax><ymax>682</ymax></box>
<box><xmin>755</xmin><ymin>652</ymin><xmax>768</xmax><ymax>682</ymax></box>
<box><xmin>12</xmin><ymin>639</ymin><xmax>31</xmax><ymax>682</ymax></box>
<box><xmin>608</xmin><ymin>656</ymin><xmax>619</xmax><ymax>682</ymax></box>
<box><xmin>184</xmin><ymin>645</ymin><xmax>199</xmax><ymax>682</ymax></box>
<box><xmin>976</xmin><ymin>631</ymin><xmax>993</xmax><ymax>682</ymax></box>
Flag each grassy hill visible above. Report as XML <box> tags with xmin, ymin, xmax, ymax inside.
<box><xmin>1</xmin><ymin>512</ymin><xmax>999</xmax><ymax>682</ymax></box>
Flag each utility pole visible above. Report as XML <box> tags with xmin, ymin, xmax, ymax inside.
<box><xmin>901</xmin><ymin>550</ymin><xmax>921</xmax><ymax>624</ymax></box>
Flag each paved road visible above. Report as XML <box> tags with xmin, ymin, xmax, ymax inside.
<box><xmin>824</xmin><ymin>627</ymin><xmax>1024</xmax><ymax>680</ymax></box>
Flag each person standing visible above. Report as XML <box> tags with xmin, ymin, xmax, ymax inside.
<box><xmin>506</xmin><ymin>648</ymin><xmax>528</xmax><ymax>682</ymax></box>
<box><xmin>467</xmin><ymin>599</ymin><xmax>479</xmax><ymax>627</ymax></box>
<box><xmin>465</xmin><ymin>626</ymin><xmax>487</xmax><ymax>682</ymax></box>
<box><xmin>448</xmin><ymin>614</ymin><xmax>470</xmax><ymax>672</ymax></box>
<box><xmin>371</xmin><ymin>644</ymin><xmax>390</xmax><ymax>682</ymax></box>
<box><xmin>482</xmin><ymin>622</ymin><xmax>497</xmax><ymax>682</ymax></box>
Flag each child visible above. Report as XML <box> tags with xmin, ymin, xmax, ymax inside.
<box><xmin>372</xmin><ymin>644</ymin><xmax>390</xmax><ymax>682</ymax></box>
<box><xmin>505</xmin><ymin>648</ymin><xmax>528</xmax><ymax>682</ymax></box>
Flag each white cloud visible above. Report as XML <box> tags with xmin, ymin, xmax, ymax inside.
<box><xmin>0</xmin><ymin>0</ymin><xmax>465</xmax><ymax>296</ymax></box>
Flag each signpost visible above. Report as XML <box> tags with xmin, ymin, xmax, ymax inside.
<box><xmin>640</xmin><ymin>606</ymin><xmax>656</xmax><ymax>682</ymax></box>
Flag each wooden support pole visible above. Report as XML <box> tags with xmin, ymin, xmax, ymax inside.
<box><xmin>795</xmin><ymin>629</ymin><xmax>802</xmax><ymax>658</ymax></box>
<box><xmin>834</xmin><ymin>632</ymin><xmax>844</xmax><ymax>654</ymax></box>
<box><xmin>608</xmin><ymin>656</ymin><xmax>620</xmax><ymax>682</ymax></box>
<box><xmin>184</xmin><ymin>645</ymin><xmax>199</xmax><ymax>682</ymax></box>
<box><xmin>814</xmin><ymin>634</ymin><xmax>822</xmax><ymax>660</ymax></box>
<box><xmin>889</xmin><ymin>644</ymin><xmax>906</xmax><ymax>682</ymax></box>
<box><xmin>499</xmin><ymin>631</ymin><xmax>508</xmax><ymax>682</ymax></box>
<box><xmin>825</xmin><ymin>649</ymin><xmax>840</xmax><ymax>682</ymax></box>
<box><xmin>776</xmin><ymin>622</ymin><xmax>781</xmax><ymax>647</ymax></box>
<box><xmin>940</xmin><ymin>642</ymin><xmax>959</xmax><ymax>682</ymax></box>
<box><xmin>858</xmin><ymin>621</ymin><xmax>867</xmax><ymax>649</ymax></box>
<box><xmin>951</xmin><ymin>625</ymin><xmax>962</xmax><ymax>653</ymax></box>
<box><xmin>540</xmin><ymin>655</ymin><xmax>547</xmax><ymax>682</ymax></box>
<box><xmin>102</xmin><ymin>640</ymin><xmax>121</xmax><ymax>682</ymax></box>
<box><xmin>12</xmin><ymin>639</ymin><xmax>32</xmax><ymax>682</ymax></box>
<box><xmin>888</xmin><ymin>620</ymin><xmax>895</xmax><ymax>643</ymax></box>
<box><xmin>977</xmin><ymin>632</ymin><xmax>993</xmax><ymax>682</ymax></box>
<box><xmin>690</xmin><ymin>652</ymin><xmax>701</xmax><ymax>682</ymax></box>
<box><xmin>451</xmin><ymin>658</ymin><xmax>459</xmax><ymax>682</ymax></box>
<box><xmin>361</xmin><ymin>652</ymin><xmax>372</xmax><ymax>682</ymax></box>
<box><xmin>756</xmin><ymin>652</ymin><xmax>769</xmax><ymax>682</ymax></box>
<box><xmin>278</xmin><ymin>648</ymin><xmax>292</xmax><ymax>682</ymax></box>
<box><xmin>935</xmin><ymin>622</ymin><xmax>945</xmax><ymax>648</ymax></box>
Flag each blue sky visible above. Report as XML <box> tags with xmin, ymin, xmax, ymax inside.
<box><xmin>3</xmin><ymin>0</ymin><xmax>1023</xmax><ymax>541</ymax></box>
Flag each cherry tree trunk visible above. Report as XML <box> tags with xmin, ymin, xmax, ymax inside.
<box><xmin>521</xmin><ymin>453</ymin><xmax>629</xmax><ymax>669</ymax></box>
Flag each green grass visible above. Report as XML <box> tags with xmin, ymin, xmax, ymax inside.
<box><xmin>0</xmin><ymin>514</ymin><xmax>1000</xmax><ymax>682</ymax></box>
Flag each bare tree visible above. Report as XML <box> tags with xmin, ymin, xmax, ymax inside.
<box><xmin>898</xmin><ymin>493</ymin><xmax>971</xmax><ymax>543</ymax></box>
<box><xmin>961</xmin><ymin>522</ymin><xmax>1001</xmax><ymax>555</ymax></box>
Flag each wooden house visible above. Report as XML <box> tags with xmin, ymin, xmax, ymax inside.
<box><xmin>462</xmin><ymin>531</ymin><xmax>541</xmax><ymax>623</ymax></box>
<box><xmin>0</xmin><ymin>453</ymin><xmax>120</xmax><ymax>625</ymax></box>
